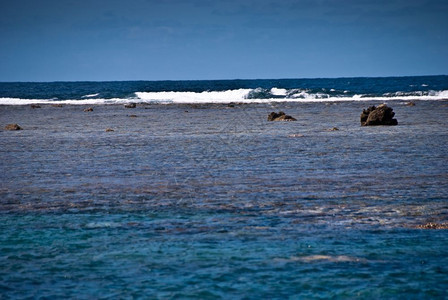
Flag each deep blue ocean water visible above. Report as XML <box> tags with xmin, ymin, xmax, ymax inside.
<box><xmin>1</xmin><ymin>75</ymin><xmax>448</xmax><ymax>104</ymax></box>
<box><xmin>1</xmin><ymin>76</ymin><xmax>448</xmax><ymax>298</ymax></box>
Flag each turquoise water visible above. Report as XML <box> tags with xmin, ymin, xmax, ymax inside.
<box><xmin>1</xmin><ymin>77</ymin><xmax>448</xmax><ymax>298</ymax></box>
<box><xmin>1</xmin><ymin>212</ymin><xmax>448</xmax><ymax>298</ymax></box>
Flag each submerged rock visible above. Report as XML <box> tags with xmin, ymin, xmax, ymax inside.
<box><xmin>83</xmin><ymin>107</ymin><xmax>94</xmax><ymax>112</ymax></box>
<box><xmin>5</xmin><ymin>124</ymin><xmax>22</xmax><ymax>130</ymax></box>
<box><xmin>125</xmin><ymin>103</ymin><xmax>136</xmax><ymax>108</ymax></box>
<box><xmin>416</xmin><ymin>222</ymin><xmax>448</xmax><ymax>229</ymax></box>
<box><xmin>268</xmin><ymin>111</ymin><xmax>297</xmax><ymax>121</ymax></box>
<box><xmin>360</xmin><ymin>104</ymin><xmax>397</xmax><ymax>126</ymax></box>
<box><xmin>30</xmin><ymin>104</ymin><xmax>41</xmax><ymax>109</ymax></box>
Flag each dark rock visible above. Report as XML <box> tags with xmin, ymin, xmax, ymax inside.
<box><xmin>268</xmin><ymin>111</ymin><xmax>297</xmax><ymax>121</ymax></box>
<box><xmin>5</xmin><ymin>124</ymin><xmax>22</xmax><ymax>130</ymax></box>
<box><xmin>30</xmin><ymin>104</ymin><xmax>41</xmax><ymax>109</ymax></box>
<box><xmin>129</xmin><ymin>115</ymin><xmax>138</xmax><ymax>118</ymax></box>
<box><xmin>83</xmin><ymin>107</ymin><xmax>93</xmax><ymax>112</ymax></box>
<box><xmin>360</xmin><ymin>106</ymin><xmax>376</xmax><ymax>124</ymax></box>
<box><xmin>405</xmin><ymin>101</ymin><xmax>416</xmax><ymax>106</ymax></box>
<box><xmin>105</xmin><ymin>128</ymin><xmax>114</xmax><ymax>132</ymax></box>
<box><xmin>326</xmin><ymin>127</ymin><xmax>339</xmax><ymax>131</ymax></box>
<box><xmin>51</xmin><ymin>104</ymin><xmax>63</xmax><ymax>108</ymax></box>
<box><xmin>125</xmin><ymin>103</ymin><xmax>136</xmax><ymax>108</ymax></box>
<box><xmin>361</xmin><ymin>104</ymin><xmax>397</xmax><ymax>126</ymax></box>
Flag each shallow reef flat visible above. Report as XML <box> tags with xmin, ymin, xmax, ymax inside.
<box><xmin>1</xmin><ymin>100</ymin><xmax>448</xmax><ymax>298</ymax></box>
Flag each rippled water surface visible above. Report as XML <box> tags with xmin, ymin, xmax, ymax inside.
<box><xmin>1</xmin><ymin>101</ymin><xmax>448</xmax><ymax>298</ymax></box>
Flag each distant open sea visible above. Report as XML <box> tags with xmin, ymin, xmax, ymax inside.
<box><xmin>1</xmin><ymin>76</ymin><xmax>448</xmax><ymax>298</ymax></box>
<box><xmin>1</xmin><ymin>75</ymin><xmax>448</xmax><ymax>105</ymax></box>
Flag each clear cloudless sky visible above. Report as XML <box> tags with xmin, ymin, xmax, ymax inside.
<box><xmin>1</xmin><ymin>0</ymin><xmax>447</xmax><ymax>81</ymax></box>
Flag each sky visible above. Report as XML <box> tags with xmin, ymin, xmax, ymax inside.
<box><xmin>1</xmin><ymin>0</ymin><xmax>447</xmax><ymax>81</ymax></box>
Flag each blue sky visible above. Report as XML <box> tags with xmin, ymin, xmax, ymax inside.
<box><xmin>1</xmin><ymin>0</ymin><xmax>447</xmax><ymax>81</ymax></box>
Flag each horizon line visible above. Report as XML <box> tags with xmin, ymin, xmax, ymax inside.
<box><xmin>0</xmin><ymin>74</ymin><xmax>447</xmax><ymax>84</ymax></box>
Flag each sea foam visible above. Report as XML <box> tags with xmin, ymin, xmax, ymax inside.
<box><xmin>135</xmin><ymin>89</ymin><xmax>252</xmax><ymax>103</ymax></box>
<box><xmin>1</xmin><ymin>89</ymin><xmax>447</xmax><ymax>105</ymax></box>
<box><xmin>0</xmin><ymin>97</ymin><xmax>129</xmax><ymax>105</ymax></box>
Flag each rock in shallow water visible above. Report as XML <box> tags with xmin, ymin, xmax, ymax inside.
<box><xmin>360</xmin><ymin>104</ymin><xmax>398</xmax><ymax>126</ymax></box>
<box><xmin>268</xmin><ymin>111</ymin><xmax>297</xmax><ymax>121</ymax></box>
<box><xmin>5</xmin><ymin>124</ymin><xmax>22</xmax><ymax>130</ymax></box>
<box><xmin>125</xmin><ymin>103</ymin><xmax>136</xmax><ymax>108</ymax></box>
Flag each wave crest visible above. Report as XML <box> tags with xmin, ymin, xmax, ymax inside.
<box><xmin>1</xmin><ymin>88</ymin><xmax>447</xmax><ymax>105</ymax></box>
<box><xmin>135</xmin><ymin>89</ymin><xmax>252</xmax><ymax>103</ymax></box>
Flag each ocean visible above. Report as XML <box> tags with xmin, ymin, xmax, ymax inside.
<box><xmin>1</xmin><ymin>75</ymin><xmax>448</xmax><ymax>105</ymax></box>
<box><xmin>1</xmin><ymin>75</ymin><xmax>448</xmax><ymax>298</ymax></box>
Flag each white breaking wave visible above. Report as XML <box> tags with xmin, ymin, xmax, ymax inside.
<box><xmin>270</xmin><ymin>88</ymin><xmax>288</xmax><ymax>96</ymax></box>
<box><xmin>290</xmin><ymin>90</ymin><xmax>330</xmax><ymax>99</ymax></box>
<box><xmin>136</xmin><ymin>89</ymin><xmax>448</xmax><ymax>103</ymax></box>
<box><xmin>1</xmin><ymin>89</ymin><xmax>448</xmax><ymax>105</ymax></box>
<box><xmin>135</xmin><ymin>89</ymin><xmax>252</xmax><ymax>103</ymax></box>
<box><xmin>434</xmin><ymin>90</ymin><xmax>448</xmax><ymax>98</ymax></box>
<box><xmin>81</xmin><ymin>93</ymin><xmax>100</xmax><ymax>98</ymax></box>
<box><xmin>0</xmin><ymin>98</ymin><xmax>132</xmax><ymax>105</ymax></box>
